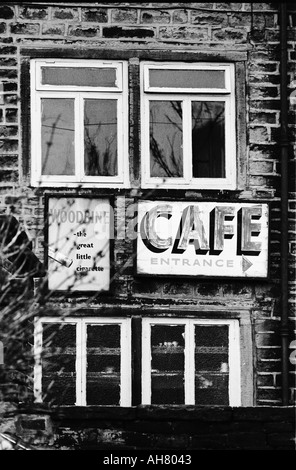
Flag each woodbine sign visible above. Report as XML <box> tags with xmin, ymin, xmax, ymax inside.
<box><xmin>47</xmin><ymin>197</ymin><xmax>111</xmax><ymax>291</ymax></box>
<box><xmin>136</xmin><ymin>201</ymin><xmax>269</xmax><ymax>278</ymax></box>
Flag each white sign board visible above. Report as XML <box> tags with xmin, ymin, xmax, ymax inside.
<box><xmin>47</xmin><ymin>197</ymin><xmax>110</xmax><ymax>291</ymax></box>
<box><xmin>136</xmin><ymin>201</ymin><xmax>269</xmax><ymax>278</ymax></box>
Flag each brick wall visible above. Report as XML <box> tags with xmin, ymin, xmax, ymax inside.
<box><xmin>0</xmin><ymin>2</ymin><xmax>295</xmax><ymax>413</ymax></box>
<box><xmin>8</xmin><ymin>405</ymin><xmax>295</xmax><ymax>450</ymax></box>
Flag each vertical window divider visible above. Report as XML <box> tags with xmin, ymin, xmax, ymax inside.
<box><xmin>120</xmin><ymin>318</ymin><xmax>132</xmax><ymax>406</ymax></box>
<box><xmin>141</xmin><ymin>319</ymin><xmax>152</xmax><ymax>405</ymax></box>
<box><xmin>228</xmin><ymin>320</ymin><xmax>241</xmax><ymax>406</ymax></box>
<box><xmin>75</xmin><ymin>94</ymin><xmax>83</xmax><ymax>182</ymax></box>
<box><xmin>185</xmin><ymin>321</ymin><xmax>195</xmax><ymax>405</ymax></box>
<box><xmin>33</xmin><ymin>318</ymin><xmax>43</xmax><ymax>403</ymax></box>
<box><xmin>183</xmin><ymin>97</ymin><xmax>192</xmax><ymax>184</ymax></box>
<box><xmin>76</xmin><ymin>319</ymin><xmax>85</xmax><ymax>406</ymax></box>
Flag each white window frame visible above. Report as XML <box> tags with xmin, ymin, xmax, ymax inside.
<box><xmin>140</xmin><ymin>62</ymin><xmax>236</xmax><ymax>190</ymax></box>
<box><xmin>34</xmin><ymin>317</ymin><xmax>131</xmax><ymax>406</ymax></box>
<box><xmin>30</xmin><ymin>59</ymin><xmax>129</xmax><ymax>188</ymax></box>
<box><xmin>142</xmin><ymin>318</ymin><xmax>241</xmax><ymax>406</ymax></box>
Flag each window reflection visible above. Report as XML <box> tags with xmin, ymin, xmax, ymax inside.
<box><xmin>41</xmin><ymin>98</ymin><xmax>75</xmax><ymax>175</ymax></box>
<box><xmin>84</xmin><ymin>99</ymin><xmax>117</xmax><ymax>177</ymax></box>
<box><xmin>149</xmin><ymin>101</ymin><xmax>183</xmax><ymax>178</ymax></box>
<box><xmin>192</xmin><ymin>101</ymin><xmax>225</xmax><ymax>178</ymax></box>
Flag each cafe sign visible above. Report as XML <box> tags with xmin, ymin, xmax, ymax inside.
<box><xmin>46</xmin><ymin>196</ymin><xmax>111</xmax><ymax>291</ymax></box>
<box><xmin>136</xmin><ymin>201</ymin><xmax>269</xmax><ymax>278</ymax></box>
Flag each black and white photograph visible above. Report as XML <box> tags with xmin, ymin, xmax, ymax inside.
<box><xmin>0</xmin><ymin>1</ymin><xmax>295</xmax><ymax>457</ymax></box>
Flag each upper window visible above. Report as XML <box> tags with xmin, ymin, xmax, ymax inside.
<box><xmin>30</xmin><ymin>59</ymin><xmax>129</xmax><ymax>187</ymax></box>
<box><xmin>141</xmin><ymin>62</ymin><xmax>236</xmax><ymax>190</ymax></box>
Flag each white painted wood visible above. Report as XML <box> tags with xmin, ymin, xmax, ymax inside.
<box><xmin>34</xmin><ymin>317</ymin><xmax>131</xmax><ymax>406</ymax></box>
<box><xmin>140</xmin><ymin>62</ymin><xmax>236</xmax><ymax>190</ymax></box>
<box><xmin>141</xmin><ymin>317</ymin><xmax>241</xmax><ymax>406</ymax></box>
<box><xmin>30</xmin><ymin>60</ymin><xmax>129</xmax><ymax>187</ymax></box>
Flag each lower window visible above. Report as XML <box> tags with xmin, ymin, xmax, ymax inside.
<box><xmin>34</xmin><ymin>318</ymin><xmax>131</xmax><ymax>406</ymax></box>
<box><xmin>142</xmin><ymin>318</ymin><xmax>241</xmax><ymax>406</ymax></box>
<box><xmin>33</xmin><ymin>316</ymin><xmax>242</xmax><ymax>407</ymax></box>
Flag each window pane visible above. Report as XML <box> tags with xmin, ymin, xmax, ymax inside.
<box><xmin>41</xmin><ymin>67</ymin><xmax>117</xmax><ymax>87</ymax></box>
<box><xmin>151</xmin><ymin>325</ymin><xmax>185</xmax><ymax>404</ymax></box>
<box><xmin>149</xmin><ymin>69</ymin><xmax>225</xmax><ymax>89</ymax></box>
<box><xmin>150</xmin><ymin>101</ymin><xmax>183</xmax><ymax>178</ymax></box>
<box><xmin>42</xmin><ymin>323</ymin><xmax>76</xmax><ymax>405</ymax></box>
<box><xmin>41</xmin><ymin>98</ymin><xmax>75</xmax><ymax>175</ymax></box>
<box><xmin>195</xmin><ymin>325</ymin><xmax>229</xmax><ymax>405</ymax></box>
<box><xmin>84</xmin><ymin>99</ymin><xmax>118</xmax><ymax>176</ymax></box>
<box><xmin>86</xmin><ymin>324</ymin><xmax>121</xmax><ymax>405</ymax></box>
<box><xmin>192</xmin><ymin>101</ymin><xmax>225</xmax><ymax>178</ymax></box>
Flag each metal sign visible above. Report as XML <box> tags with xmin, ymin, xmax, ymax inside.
<box><xmin>47</xmin><ymin>197</ymin><xmax>111</xmax><ymax>291</ymax></box>
<box><xmin>136</xmin><ymin>201</ymin><xmax>269</xmax><ymax>278</ymax></box>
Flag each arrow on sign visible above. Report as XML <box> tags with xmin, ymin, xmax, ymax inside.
<box><xmin>242</xmin><ymin>256</ymin><xmax>253</xmax><ymax>273</ymax></box>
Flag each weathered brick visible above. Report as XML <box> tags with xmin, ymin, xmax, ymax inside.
<box><xmin>0</xmin><ymin>6</ymin><xmax>14</xmax><ymax>19</ymax></box>
<box><xmin>81</xmin><ymin>8</ymin><xmax>108</xmax><ymax>23</ymax></box>
<box><xmin>42</xmin><ymin>24</ymin><xmax>65</xmax><ymax>36</ymax></box>
<box><xmin>249</xmin><ymin>112</ymin><xmax>277</xmax><ymax>124</ymax></box>
<box><xmin>103</xmin><ymin>26</ymin><xmax>155</xmax><ymax>39</ymax></box>
<box><xmin>4</xmin><ymin>93</ymin><xmax>18</xmax><ymax>104</ymax></box>
<box><xmin>257</xmin><ymin>388</ymin><xmax>282</xmax><ymax>402</ymax></box>
<box><xmin>257</xmin><ymin>374</ymin><xmax>275</xmax><ymax>387</ymax></box>
<box><xmin>228</xmin><ymin>12</ymin><xmax>252</xmax><ymax>27</ymax></box>
<box><xmin>0</xmin><ymin>154</ymin><xmax>18</xmax><ymax>167</ymax></box>
<box><xmin>0</xmin><ymin>139</ymin><xmax>18</xmax><ymax>152</ymax></box>
<box><xmin>141</xmin><ymin>10</ymin><xmax>171</xmax><ymax>24</ymax></box>
<box><xmin>249</xmin><ymin>62</ymin><xmax>279</xmax><ymax>73</ymax></box>
<box><xmin>0</xmin><ymin>126</ymin><xmax>18</xmax><ymax>138</ymax></box>
<box><xmin>10</xmin><ymin>23</ymin><xmax>40</xmax><ymax>35</ymax></box>
<box><xmin>250</xmin><ymin>99</ymin><xmax>281</xmax><ymax>111</ymax></box>
<box><xmin>249</xmin><ymin>74</ymin><xmax>280</xmax><ymax>85</ymax></box>
<box><xmin>112</xmin><ymin>8</ymin><xmax>138</xmax><ymax>24</ymax></box>
<box><xmin>191</xmin><ymin>11</ymin><xmax>228</xmax><ymax>26</ymax></box>
<box><xmin>215</xmin><ymin>3</ymin><xmax>242</xmax><ymax>10</ymax></box>
<box><xmin>249</xmin><ymin>161</ymin><xmax>275</xmax><ymax>174</ymax></box>
<box><xmin>172</xmin><ymin>10</ymin><xmax>188</xmax><ymax>23</ymax></box>
<box><xmin>159</xmin><ymin>26</ymin><xmax>208</xmax><ymax>40</ymax></box>
<box><xmin>249</xmin><ymin>86</ymin><xmax>279</xmax><ymax>99</ymax></box>
<box><xmin>0</xmin><ymin>169</ymin><xmax>18</xmax><ymax>181</ymax></box>
<box><xmin>19</xmin><ymin>7</ymin><xmax>48</xmax><ymax>20</ymax></box>
<box><xmin>67</xmin><ymin>26</ymin><xmax>100</xmax><ymax>38</ymax></box>
<box><xmin>0</xmin><ymin>23</ymin><xmax>7</xmax><ymax>34</ymax></box>
<box><xmin>0</xmin><ymin>46</ymin><xmax>17</xmax><ymax>55</ymax></box>
<box><xmin>51</xmin><ymin>8</ymin><xmax>79</xmax><ymax>20</ymax></box>
<box><xmin>0</xmin><ymin>58</ymin><xmax>17</xmax><ymax>67</ymax></box>
<box><xmin>249</xmin><ymin>175</ymin><xmax>280</xmax><ymax>189</ymax></box>
<box><xmin>5</xmin><ymin>109</ymin><xmax>18</xmax><ymax>122</ymax></box>
<box><xmin>213</xmin><ymin>27</ymin><xmax>248</xmax><ymax>41</ymax></box>
<box><xmin>249</xmin><ymin>126</ymin><xmax>270</xmax><ymax>142</ymax></box>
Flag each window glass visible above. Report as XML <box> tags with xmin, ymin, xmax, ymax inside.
<box><xmin>192</xmin><ymin>101</ymin><xmax>225</xmax><ymax>178</ymax></box>
<box><xmin>41</xmin><ymin>98</ymin><xmax>75</xmax><ymax>175</ymax></box>
<box><xmin>195</xmin><ymin>324</ymin><xmax>229</xmax><ymax>405</ymax></box>
<box><xmin>41</xmin><ymin>67</ymin><xmax>117</xmax><ymax>87</ymax></box>
<box><xmin>149</xmin><ymin>69</ymin><xmax>225</xmax><ymax>89</ymax></box>
<box><xmin>84</xmin><ymin>99</ymin><xmax>118</xmax><ymax>176</ymax></box>
<box><xmin>86</xmin><ymin>324</ymin><xmax>121</xmax><ymax>405</ymax></box>
<box><xmin>151</xmin><ymin>324</ymin><xmax>185</xmax><ymax>404</ymax></box>
<box><xmin>149</xmin><ymin>101</ymin><xmax>183</xmax><ymax>178</ymax></box>
<box><xmin>42</xmin><ymin>323</ymin><xmax>76</xmax><ymax>405</ymax></box>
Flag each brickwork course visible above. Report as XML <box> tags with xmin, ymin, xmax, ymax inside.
<box><xmin>0</xmin><ymin>2</ymin><xmax>295</xmax><ymax>450</ymax></box>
